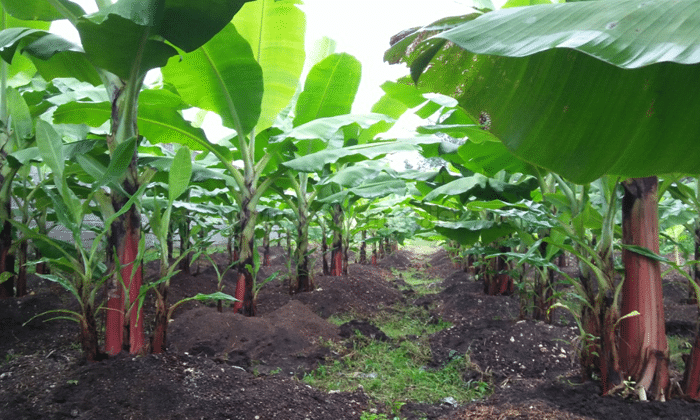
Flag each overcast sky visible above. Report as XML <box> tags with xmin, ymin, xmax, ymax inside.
<box><xmin>301</xmin><ymin>0</ymin><xmax>473</xmax><ymax>112</ymax></box>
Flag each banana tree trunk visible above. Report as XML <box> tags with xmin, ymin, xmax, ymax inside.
<box><xmin>291</xmin><ymin>211</ymin><xmax>313</xmax><ymax>294</ymax></box>
<box><xmin>104</xmin><ymin>78</ymin><xmax>145</xmax><ymax>356</ymax></box>
<box><xmin>342</xmin><ymin>231</ymin><xmax>350</xmax><ymax>276</ymax></box>
<box><xmin>319</xmin><ymin>216</ymin><xmax>329</xmax><ymax>275</ymax></box>
<box><xmin>232</xmin><ymin>193</ymin><xmax>256</xmax><ymax>316</ymax></box>
<box><xmin>178</xmin><ymin>218</ymin><xmax>191</xmax><ymax>274</ymax></box>
<box><xmin>329</xmin><ymin>204</ymin><xmax>343</xmax><ymax>276</ymax></box>
<box><xmin>0</xmin><ymin>185</ymin><xmax>13</xmax><ymax>298</ymax></box>
<box><xmin>619</xmin><ymin>176</ymin><xmax>669</xmax><ymax>401</ymax></box>
<box><xmin>79</xmin><ymin>302</ymin><xmax>100</xmax><ymax>362</ymax></box>
<box><xmin>683</xmin><ymin>326</ymin><xmax>700</xmax><ymax>399</ymax></box>
<box><xmin>359</xmin><ymin>230</ymin><xmax>367</xmax><ymax>264</ymax></box>
<box><xmin>151</xmin><ymin>285</ymin><xmax>168</xmax><ymax>354</ymax></box>
<box><xmin>533</xmin><ymin>267</ymin><xmax>555</xmax><ymax>323</ymax></box>
<box><xmin>533</xmin><ymin>241</ymin><xmax>555</xmax><ymax>323</ymax></box>
<box><xmin>105</xmin><ymin>199</ymin><xmax>145</xmax><ymax>355</ymax></box>
<box><xmin>690</xmin><ymin>225</ymin><xmax>700</xmax><ymax>302</ymax></box>
<box><xmin>263</xmin><ymin>223</ymin><xmax>271</xmax><ymax>267</ymax></box>
<box><xmin>484</xmin><ymin>246</ymin><xmax>513</xmax><ymax>295</ymax></box>
<box><xmin>372</xmin><ymin>238</ymin><xmax>377</xmax><ymax>265</ymax></box>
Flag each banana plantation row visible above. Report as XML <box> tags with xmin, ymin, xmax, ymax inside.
<box><xmin>2</xmin><ymin>0</ymin><xmax>700</xmax><ymax>405</ymax></box>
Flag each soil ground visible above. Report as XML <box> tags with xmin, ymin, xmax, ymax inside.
<box><xmin>1</xmin><ymin>245</ymin><xmax>699</xmax><ymax>419</ymax></box>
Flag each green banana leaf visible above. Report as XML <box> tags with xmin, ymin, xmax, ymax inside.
<box><xmin>386</xmin><ymin>0</ymin><xmax>700</xmax><ymax>184</ymax></box>
<box><xmin>293</xmin><ymin>53</ymin><xmax>361</xmax><ymax>126</ymax></box>
<box><xmin>168</xmin><ymin>147</ymin><xmax>192</xmax><ymax>204</ymax></box>
<box><xmin>435</xmin><ymin>219</ymin><xmax>516</xmax><ymax>247</ymax></box>
<box><xmin>52</xmin><ymin>89</ymin><xmax>212</xmax><ymax>151</ymax></box>
<box><xmin>423</xmin><ymin>173</ymin><xmax>539</xmax><ymax>204</ymax></box>
<box><xmin>283</xmin><ymin>137</ymin><xmax>446</xmax><ymax>173</ymax></box>
<box><xmin>232</xmin><ymin>0</ymin><xmax>306</xmax><ymax>133</ymax></box>
<box><xmin>76</xmin><ymin>4</ymin><xmax>177</xmax><ymax>79</ymax></box>
<box><xmin>1</xmin><ymin>0</ymin><xmax>84</xmax><ymax>22</ymax></box>
<box><xmin>162</xmin><ymin>23</ymin><xmax>263</xmax><ymax>135</ymax></box>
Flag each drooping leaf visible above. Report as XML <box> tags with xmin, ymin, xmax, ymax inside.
<box><xmin>278</xmin><ymin>113</ymin><xmax>393</xmax><ymax>144</ymax></box>
<box><xmin>0</xmin><ymin>27</ymin><xmax>47</xmax><ymax>63</ymax></box>
<box><xmin>8</xmin><ymin>140</ymin><xmax>98</xmax><ymax>168</ymax></box>
<box><xmin>435</xmin><ymin>219</ymin><xmax>516</xmax><ymax>246</ymax></box>
<box><xmin>158</xmin><ymin>0</ymin><xmax>253</xmax><ymax>52</ymax></box>
<box><xmin>162</xmin><ymin>23</ymin><xmax>263</xmax><ymax>135</ymax></box>
<box><xmin>30</xmin><ymin>51</ymin><xmax>102</xmax><ymax>86</ymax></box>
<box><xmin>424</xmin><ymin>173</ymin><xmax>539</xmax><ymax>204</ymax></box>
<box><xmin>76</xmin><ymin>7</ymin><xmax>177</xmax><ymax>79</ymax></box>
<box><xmin>21</xmin><ymin>33</ymin><xmax>79</xmax><ymax>60</ymax></box>
<box><xmin>387</xmin><ymin>0</ymin><xmax>700</xmax><ymax>183</ymax></box>
<box><xmin>283</xmin><ymin>137</ymin><xmax>444</xmax><ymax>172</ymax></box>
<box><xmin>320</xmin><ymin>178</ymin><xmax>406</xmax><ymax>204</ymax></box>
<box><xmin>52</xmin><ymin>89</ymin><xmax>212</xmax><ymax>151</ymax></box>
<box><xmin>437</xmin><ymin>0</ymin><xmax>700</xmax><ymax>69</ymax></box>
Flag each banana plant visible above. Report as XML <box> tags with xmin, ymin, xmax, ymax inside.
<box><xmin>145</xmin><ymin>146</ymin><xmax>192</xmax><ymax>354</ymax></box>
<box><xmin>664</xmin><ymin>177</ymin><xmax>700</xmax><ymax>300</ymax></box>
<box><xmin>159</xmin><ymin>0</ymin><xmax>305</xmax><ymax>315</ymax></box>
<box><xmin>0</xmin><ymin>2</ymin><xmax>53</xmax><ymax>298</ymax></box>
<box><xmin>18</xmin><ymin>120</ymin><xmax>144</xmax><ymax>361</ymax></box>
<box><xmin>0</xmin><ymin>85</ymin><xmax>36</xmax><ymax>298</ymax></box>
<box><xmin>272</xmin><ymin>51</ymin><xmax>405</xmax><ymax>285</ymax></box>
<box><xmin>385</xmin><ymin>0</ymin><xmax>700</xmax><ymax>400</ymax></box>
<box><xmin>2</xmin><ymin>0</ymin><xmax>254</xmax><ymax>354</ymax></box>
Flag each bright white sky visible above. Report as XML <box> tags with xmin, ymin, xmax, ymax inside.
<box><xmin>53</xmin><ymin>0</ymin><xmax>474</xmax><ymax>114</ymax></box>
<box><xmin>300</xmin><ymin>0</ymin><xmax>473</xmax><ymax>112</ymax></box>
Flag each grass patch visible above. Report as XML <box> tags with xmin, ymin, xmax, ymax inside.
<box><xmin>669</xmin><ymin>334</ymin><xmax>693</xmax><ymax>372</ymax></box>
<box><xmin>402</xmin><ymin>237</ymin><xmax>438</xmax><ymax>257</ymax></box>
<box><xmin>392</xmin><ymin>268</ymin><xmax>442</xmax><ymax>296</ymax></box>
<box><xmin>373</xmin><ymin>303</ymin><xmax>451</xmax><ymax>339</ymax></box>
<box><xmin>306</xmin><ymin>296</ymin><xmax>486</xmax><ymax>409</ymax></box>
<box><xmin>327</xmin><ymin>312</ymin><xmax>358</xmax><ymax>327</ymax></box>
<box><xmin>303</xmin><ymin>337</ymin><xmax>490</xmax><ymax>406</ymax></box>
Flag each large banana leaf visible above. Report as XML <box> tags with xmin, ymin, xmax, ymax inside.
<box><xmin>161</xmin><ymin>23</ymin><xmax>263</xmax><ymax>135</ymax></box>
<box><xmin>76</xmin><ymin>5</ymin><xmax>177</xmax><ymax>79</ymax></box>
<box><xmin>319</xmin><ymin>177</ymin><xmax>407</xmax><ymax>204</ymax></box>
<box><xmin>232</xmin><ymin>0</ymin><xmax>306</xmax><ymax>133</ymax></box>
<box><xmin>283</xmin><ymin>137</ymin><xmax>448</xmax><ymax>172</ymax></box>
<box><xmin>386</xmin><ymin>0</ymin><xmax>700</xmax><ymax>184</ymax></box>
<box><xmin>423</xmin><ymin>173</ymin><xmax>539</xmax><ymax>204</ymax></box>
<box><xmin>52</xmin><ymin>89</ymin><xmax>211</xmax><ymax>151</ymax></box>
<box><xmin>293</xmin><ymin>53</ymin><xmax>361</xmax><ymax>127</ymax></box>
<box><xmin>1</xmin><ymin>0</ymin><xmax>84</xmax><ymax>22</ymax></box>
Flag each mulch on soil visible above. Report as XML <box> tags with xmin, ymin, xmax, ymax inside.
<box><xmin>1</xmin><ymin>246</ymin><xmax>700</xmax><ymax>419</ymax></box>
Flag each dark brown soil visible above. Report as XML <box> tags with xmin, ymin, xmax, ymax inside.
<box><xmin>1</xmin><ymin>246</ymin><xmax>699</xmax><ymax>419</ymax></box>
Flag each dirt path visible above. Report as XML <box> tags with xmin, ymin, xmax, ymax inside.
<box><xmin>1</xmin><ymin>246</ymin><xmax>699</xmax><ymax>419</ymax></box>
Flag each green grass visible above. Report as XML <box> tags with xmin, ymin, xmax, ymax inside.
<box><xmin>372</xmin><ymin>303</ymin><xmax>451</xmax><ymax>339</ymax></box>
<box><xmin>307</xmin><ymin>250</ymin><xmax>489</xmax><ymax>413</ymax></box>
<box><xmin>391</xmin><ymin>268</ymin><xmax>442</xmax><ymax>296</ymax></box>
<box><xmin>401</xmin><ymin>237</ymin><xmax>438</xmax><ymax>257</ymax></box>
<box><xmin>669</xmin><ymin>334</ymin><xmax>693</xmax><ymax>372</ymax></box>
<box><xmin>303</xmin><ymin>337</ymin><xmax>490</xmax><ymax>406</ymax></box>
<box><xmin>306</xmin><ymin>272</ymin><xmax>488</xmax><ymax>410</ymax></box>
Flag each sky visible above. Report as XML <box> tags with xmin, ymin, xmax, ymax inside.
<box><xmin>299</xmin><ymin>0</ymin><xmax>473</xmax><ymax>112</ymax></box>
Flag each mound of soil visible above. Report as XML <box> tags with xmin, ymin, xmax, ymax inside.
<box><xmin>2</xmin><ymin>247</ymin><xmax>700</xmax><ymax>420</ymax></box>
<box><xmin>168</xmin><ymin>300</ymin><xmax>340</xmax><ymax>375</ymax></box>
